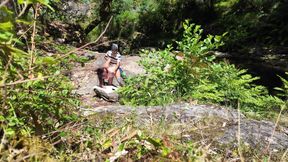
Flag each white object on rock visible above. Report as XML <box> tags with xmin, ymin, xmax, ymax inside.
<box><xmin>93</xmin><ymin>85</ymin><xmax>119</xmax><ymax>102</ymax></box>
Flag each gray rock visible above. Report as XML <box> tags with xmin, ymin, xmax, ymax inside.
<box><xmin>217</xmin><ymin>119</ymin><xmax>288</xmax><ymax>151</ymax></box>
<box><xmin>83</xmin><ymin>53</ymin><xmax>95</xmax><ymax>60</ymax></box>
<box><xmin>81</xmin><ymin>103</ymin><xmax>288</xmax><ymax>152</ymax></box>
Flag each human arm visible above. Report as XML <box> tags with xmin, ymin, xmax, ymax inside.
<box><xmin>112</xmin><ymin>52</ymin><xmax>121</xmax><ymax>72</ymax></box>
<box><xmin>103</xmin><ymin>58</ymin><xmax>111</xmax><ymax>69</ymax></box>
<box><xmin>103</xmin><ymin>51</ymin><xmax>111</xmax><ymax>68</ymax></box>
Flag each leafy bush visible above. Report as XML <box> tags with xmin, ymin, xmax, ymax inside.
<box><xmin>198</xmin><ymin>63</ymin><xmax>283</xmax><ymax>116</ymax></box>
<box><xmin>119</xmin><ymin>21</ymin><xmax>283</xmax><ymax>116</ymax></box>
<box><xmin>0</xmin><ymin>1</ymin><xmax>79</xmax><ymax>137</ymax></box>
<box><xmin>119</xmin><ymin>21</ymin><xmax>224</xmax><ymax>105</ymax></box>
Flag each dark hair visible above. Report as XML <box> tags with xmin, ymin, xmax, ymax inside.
<box><xmin>96</xmin><ymin>68</ymin><xmax>107</xmax><ymax>87</ymax></box>
<box><xmin>111</xmin><ymin>43</ymin><xmax>118</xmax><ymax>51</ymax></box>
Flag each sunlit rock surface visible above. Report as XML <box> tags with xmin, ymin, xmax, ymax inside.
<box><xmin>81</xmin><ymin>103</ymin><xmax>288</xmax><ymax>152</ymax></box>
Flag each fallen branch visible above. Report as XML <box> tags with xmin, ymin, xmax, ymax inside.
<box><xmin>0</xmin><ymin>76</ymin><xmax>50</xmax><ymax>88</ymax></box>
<box><xmin>60</xmin><ymin>16</ymin><xmax>113</xmax><ymax>59</ymax></box>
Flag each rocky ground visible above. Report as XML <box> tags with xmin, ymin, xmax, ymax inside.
<box><xmin>71</xmin><ymin>50</ymin><xmax>288</xmax><ymax>156</ymax></box>
<box><xmin>70</xmin><ymin>51</ymin><xmax>144</xmax><ymax>107</ymax></box>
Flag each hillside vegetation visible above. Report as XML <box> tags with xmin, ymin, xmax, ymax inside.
<box><xmin>0</xmin><ymin>0</ymin><xmax>287</xmax><ymax>161</ymax></box>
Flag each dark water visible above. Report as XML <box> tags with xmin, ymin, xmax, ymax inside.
<box><xmin>229</xmin><ymin>58</ymin><xmax>287</xmax><ymax>95</ymax></box>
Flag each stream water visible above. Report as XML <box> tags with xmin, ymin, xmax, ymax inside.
<box><xmin>229</xmin><ymin>57</ymin><xmax>287</xmax><ymax>95</ymax></box>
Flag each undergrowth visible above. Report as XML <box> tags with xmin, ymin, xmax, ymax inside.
<box><xmin>0</xmin><ymin>1</ymin><xmax>287</xmax><ymax>161</ymax></box>
<box><xmin>2</xmin><ymin>113</ymin><xmax>287</xmax><ymax>161</ymax></box>
<box><xmin>118</xmin><ymin>21</ymin><xmax>285</xmax><ymax>118</ymax></box>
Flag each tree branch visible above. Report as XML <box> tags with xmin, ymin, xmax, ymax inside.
<box><xmin>0</xmin><ymin>76</ymin><xmax>50</xmax><ymax>88</ymax></box>
<box><xmin>0</xmin><ymin>0</ymin><xmax>10</xmax><ymax>8</ymax></box>
<box><xmin>17</xmin><ymin>2</ymin><xmax>28</xmax><ymax>18</ymax></box>
<box><xmin>60</xmin><ymin>16</ymin><xmax>113</xmax><ymax>59</ymax></box>
<box><xmin>29</xmin><ymin>4</ymin><xmax>39</xmax><ymax>77</ymax></box>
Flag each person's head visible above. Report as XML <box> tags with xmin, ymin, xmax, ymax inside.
<box><xmin>111</xmin><ymin>43</ymin><xmax>118</xmax><ymax>52</ymax></box>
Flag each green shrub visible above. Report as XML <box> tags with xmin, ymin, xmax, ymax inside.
<box><xmin>119</xmin><ymin>21</ymin><xmax>283</xmax><ymax>117</ymax></box>
<box><xmin>198</xmin><ymin>63</ymin><xmax>283</xmax><ymax>116</ymax></box>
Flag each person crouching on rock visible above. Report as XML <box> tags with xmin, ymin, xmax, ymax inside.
<box><xmin>102</xmin><ymin>43</ymin><xmax>125</xmax><ymax>87</ymax></box>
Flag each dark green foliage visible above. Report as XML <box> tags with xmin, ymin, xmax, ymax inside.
<box><xmin>214</xmin><ymin>0</ymin><xmax>288</xmax><ymax>50</ymax></box>
<box><xmin>106</xmin><ymin>0</ymin><xmax>217</xmax><ymax>49</ymax></box>
<box><xmin>198</xmin><ymin>63</ymin><xmax>283</xmax><ymax>116</ymax></box>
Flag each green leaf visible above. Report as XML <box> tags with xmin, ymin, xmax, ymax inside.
<box><xmin>9</xmin><ymin>46</ymin><xmax>28</xmax><ymax>57</ymax></box>
<box><xmin>146</xmin><ymin>137</ymin><xmax>162</xmax><ymax>147</ymax></box>
<box><xmin>103</xmin><ymin>139</ymin><xmax>112</xmax><ymax>149</ymax></box>
<box><xmin>0</xmin><ymin>115</ymin><xmax>5</xmax><ymax>122</ymax></box>
<box><xmin>59</xmin><ymin>131</ymin><xmax>67</xmax><ymax>137</ymax></box>
<box><xmin>0</xmin><ymin>32</ymin><xmax>13</xmax><ymax>41</ymax></box>
<box><xmin>0</xmin><ymin>22</ymin><xmax>13</xmax><ymax>31</ymax></box>
<box><xmin>161</xmin><ymin>147</ymin><xmax>171</xmax><ymax>156</ymax></box>
<box><xmin>5</xmin><ymin>128</ymin><xmax>15</xmax><ymax>136</ymax></box>
<box><xmin>18</xmin><ymin>0</ymin><xmax>54</xmax><ymax>11</ymax></box>
<box><xmin>16</xmin><ymin>19</ymin><xmax>33</xmax><ymax>25</ymax></box>
<box><xmin>0</xmin><ymin>7</ymin><xmax>14</xmax><ymax>22</ymax></box>
<box><xmin>42</xmin><ymin>56</ymin><xmax>57</xmax><ymax>65</ymax></box>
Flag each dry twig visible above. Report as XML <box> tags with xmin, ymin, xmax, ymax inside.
<box><xmin>13</xmin><ymin>25</ymin><xmax>33</xmax><ymax>46</ymax></box>
<box><xmin>265</xmin><ymin>106</ymin><xmax>284</xmax><ymax>160</ymax></box>
<box><xmin>16</xmin><ymin>2</ymin><xmax>29</xmax><ymax>18</ymax></box>
<box><xmin>280</xmin><ymin>148</ymin><xmax>288</xmax><ymax>162</ymax></box>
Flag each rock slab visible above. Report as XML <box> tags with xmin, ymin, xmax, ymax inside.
<box><xmin>81</xmin><ymin>103</ymin><xmax>288</xmax><ymax>152</ymax></box>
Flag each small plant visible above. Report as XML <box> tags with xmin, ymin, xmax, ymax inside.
<box><xmin>275</xmin><ymin>72</ymin><xmax>288</xmax><ymax>108</ymax></box>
